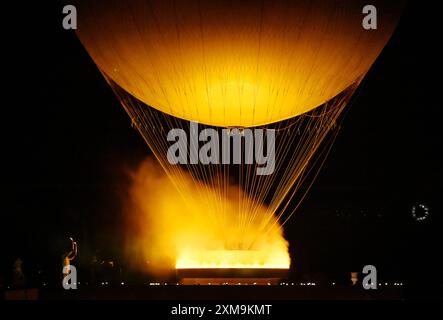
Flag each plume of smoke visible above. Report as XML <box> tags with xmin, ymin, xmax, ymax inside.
<box><xmin>124</xmin><ymin>157</ymin><xmax>289</xmax><ymax>275</ymax></box>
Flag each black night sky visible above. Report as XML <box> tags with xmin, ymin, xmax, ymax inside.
<box><xmin>1</xmin><ymin>0</ymin><xmax>442</xmax><ymax>295</ymax></box>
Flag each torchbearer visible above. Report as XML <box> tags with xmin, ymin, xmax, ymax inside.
<box><xmin>62</xmin><ymin>237</ymin><xmax>78</xmax><ymax>278</ymax></box>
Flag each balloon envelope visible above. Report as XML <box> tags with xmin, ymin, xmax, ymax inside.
<box><xmin>76</xmin><ymin>0</ymin><xmax>402</xmax><ymax>127</ymax></box>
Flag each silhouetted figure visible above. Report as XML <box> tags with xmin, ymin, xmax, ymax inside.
<box><xmin>62</xmin><ymin>238</ymin><xmax>77</xmax><ymax>279</ymax></box>
<box><xmin>12</xmin><ymin>257</ymin><xmax>25</xmax><ymax>288</ymax></box>
<box><xmin>90</xmin><ymin>253</ymin><xmax>98</xmax><ymax>286</ymax></box>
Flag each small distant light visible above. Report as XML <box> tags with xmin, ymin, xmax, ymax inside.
<box><xmin>101</xmin><ymin>282</ymin><xmax>104</xmax><ymax>286</ymax></box>
<box><xmin>385</xmin><ymin>283</ymin><xmax>388</xmax><ymax>286</ymax></box>
<box><xmin>121</xmin><ymin>282</ymin><xmax>125</xmax><ymax>285</ymax></box>
<box><xmin>412</xmin><ymin>203</ymin><xmax>430</xmax><ymax>222</ymax></box>
<box><xmin>332</xmin><ymin>282</ymin><xmax>335</xmax><ymax>286</ymax></box>
<box><xmin>267</xmin><ymin>282</ymin><xmax>271</xmax><ymax>286</ymax></box>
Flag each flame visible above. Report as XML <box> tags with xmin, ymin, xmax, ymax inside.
<box><xmin>176</xmin><ymin>250</ymin><xmax>290</xmax><ymax>269</ymax></box>
<box><xmin>125</xmin><ymin>158</ymin><xmax>290</xmax><ymax>275</ymax></box>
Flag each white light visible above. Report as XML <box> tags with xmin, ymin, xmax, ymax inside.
<box><xmin>121</xmin><ymin>282</ymin><xmax>125</xmax><ymax>285</ymax></box>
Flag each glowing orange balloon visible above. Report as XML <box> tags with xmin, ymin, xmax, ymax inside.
<box><xmin>76</xmin><ymin>0</ymin><xmax>402</xmax><ymax>127</ymax></box>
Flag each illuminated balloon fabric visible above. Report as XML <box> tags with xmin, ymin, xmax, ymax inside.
<box><xmin>76</xmin><ymin>0</ymin><xmax>402</xmax><ymax>127</ymax></box>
